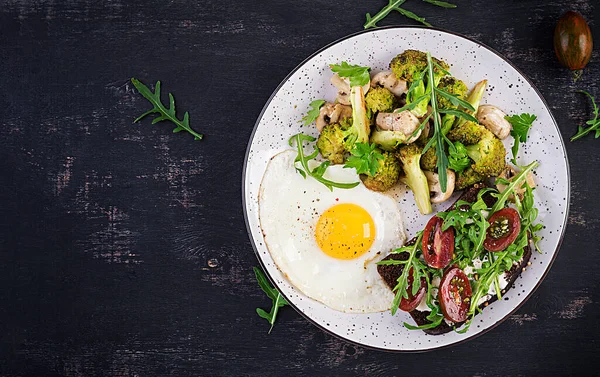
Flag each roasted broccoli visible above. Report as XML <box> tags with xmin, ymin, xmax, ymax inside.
<box><xmin>389</xmin><ymin>50</ymin><xmax>449</xmax><ymax>118</ymax></box>
<box><xmin>447</xmin><ymin>121</ymin><xmax>486</xmax><ymax>145</ymax></box>
<box><xmin>437</xmin><ymin>76</ymin><xmax>468</xmax><ymax>110</ymax></box>
<box><xmin>316</xmin><ymin>86</ymin><xmax>371</xmax><ymax>163</ymax></box>
<box><xmin>465</xmin><ymin>129</ymin><xmax>506</xmax><ymax>177</ymax></box>
<box><xmin>365</xmin><ymin>87</ymin><xmax>397</xmax><ymax>114</ymax></box>
<box><xmin>316</xmin><ymin>121</ymin><xmax>351</xmax><ymax>164</ymax></box>
<box><xmin>420</xmin><ymin>143</ymin><xmax>437</xmax><ymax>171</ymax></box>
<box><xmin>437</xmin><ymin>76</ymin><xmax>468</xmax><ymax>134</ymax></box>
<box><xmin>396</xmin><ymin>144</ymin><xmax>432</xmax><ymax>215</ymax></box>
<box><xmin>390</xmin><ymin>50</ymin><xmax>448</xmax><ymax>82</ymax></box>
<box><xmin>360</xmin><ymin>151</ymin><xmax>401</xmax><ymax>192</ymax></box>
<box><xmin>455</xmin><ymin>166</ymin><xmax>485</xmax><ymax>190</ymax></box>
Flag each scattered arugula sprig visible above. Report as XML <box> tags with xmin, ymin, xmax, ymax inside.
<box><xmin>571</xmin><ymin>90</ymin><xmax>600</xmax><ymax>141</ymax></box>
<box><xmin>392</xmin><ymin>54</ymin><xmax>477</xmax><ymax>191</ymax></box>
<box><xmin>329</xmin><ymin>62</ymin><xmax>371</xmax><ymax>87</ymax></box>
<box><xmin>491</xmin><ymin>160</ymin><xmax>539</xmax><ymax>213</ymax></box>
<box><xmin>254</xmin><ymin>267</ymin><xmax>289</xmax><ymax>333</ymax></box>
<box><xmin>364</xmin><ymin>0</ymin><xmax>457</xmax><ymax>29</ymax></box>
<box><xmin>420</xmin><ymin>53</ymin><xmax>477</xmax><ymax>192</ymax></box>
<box><xmin>505</xmin><ymin>113</ymin><xmax>537</xmax><ymax>164</ymax></box>
<box><xmin>289</xmin><ymin>133</ymin><xmax>360</xmax><ymax>191</ymax></box>
<box><xmin>377</xmin><ymin>232</ymin><xmax>425</xmax><ymax>316</ymax></box>
<box><xmin>302</xmin><ymin>100</ymin><xmax>326</xmax><ymax>126</ymax></box>
<box><xmin>377</xmin><ymin>233</ymin><xmax>446</xmax><ymax>329</ymax></box>
<box><xmin>344</xmin><ymin>142</ymin><xmax>384</xmax><ymax>176</ymax></box>
<box><xmin>437</xmin><ymin>188</ymin><xmax>494</xmax><ymax>268</ymax></box>
<box><xmin>131</xmin><ymin>78</ymin><xmax>203</xmax><ymax>140</ymax></box>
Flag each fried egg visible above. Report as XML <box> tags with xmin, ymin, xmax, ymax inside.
<box><xmin>258</xmin><ymin>150</ymin><xmax>406</xmax><ymax>313</ymax></box>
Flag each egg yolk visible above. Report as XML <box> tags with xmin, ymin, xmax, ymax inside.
<box><xmin>315</xmin><ymin>203</ymin><xmax>376</xmax><ymax>260</ymax></box>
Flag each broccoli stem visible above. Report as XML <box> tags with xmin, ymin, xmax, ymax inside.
<box><xmin>455</xmin><ymin>80</ymin><xmax>487</xmax><ymax>128</ymax></box>
<box><xmin>350</xmin><ymin>86</ymin><xmax>370</xmax><ymax>145</ymax></box>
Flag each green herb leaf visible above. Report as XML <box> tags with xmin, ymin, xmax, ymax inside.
<box><xmin>423</xmin><ymin>0</ymin><xmax>457</xmax><ymax>8</ymax></box>
<box><xmin>425</xmin><ymin>52</ymin><xmax>449</xmax><ymax>192</ymax></box>
<box><xmin>491</xmin><ymin>160</ymin><xmax>539</xmax><ymax>213</ymax></box>
<box><xmin>364</xmin><ymin>0</ymin><xmax>407</xmax><ymax>29</ymax></box>
<box><xmin>301</xmin><ymin>100</ymin><xmax>326</xmax><ymax>126</ymax></box>
<box><xmin>447</xmin><ymin>141</ymin><xmax>471</xmax><ymax>173</ymax></box>
<box><xmin>387</xmin><ymin>232</ymin><xmax>425</xmax><ymax>316</ymax></box>
<box><xmin>571</xmin><ymin>90</ymin><xmax>600</xmax><ymax>142</ymax></box>
<box><xmin>329</xmin><ymin>62</ymin><xmax>371</xmax><ymax>87</ymax></box>
<box><xmin>344</xmin><ymin>142</ymin><xmax>384</xmax><ymax>177</ymax></box>
<box><xmin>131</xmin><ymin>78</ymin><xmax>203</xmax><ymax>140</ymax></box>
<box><xmin>253</xmin><ymin>267</ymin><xmax>289</xmax><ymax>333</ymax></box>
<box><xmin>505</xmin><ymin>113</ymin><xmax>537</xmax><ymax>164</ymax></box>
<box><xmin>395</xmin><ymin>7</ymin><xmax>432</xmax><ymax>27</ymax></box>
<box><xmin>289</xmin><ymin>133</ymin><xmax>360</xmax><ymax>191</ymax></box>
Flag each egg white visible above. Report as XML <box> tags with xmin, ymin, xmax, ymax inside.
<box><xmin>258</xmin><ymin>150</ymin><xmax>406</xmax><ymax>313</ymax></box>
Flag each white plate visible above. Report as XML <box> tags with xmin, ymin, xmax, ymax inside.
<box><xmin>242</xmin><ymin>27</ymin><xmax>570</xmax><ymax>352</ymax></box>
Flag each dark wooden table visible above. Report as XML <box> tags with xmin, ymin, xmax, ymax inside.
<box><xmin>1</xmin><ymin>1</ymin><xmax>598</xmax><ymax>376</ymax></box>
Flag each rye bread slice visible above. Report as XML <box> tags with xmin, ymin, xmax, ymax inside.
<box><xmin>377</xmin><ymin>183</ymin><xmax>533</xmax><ymax>335</ymax></box>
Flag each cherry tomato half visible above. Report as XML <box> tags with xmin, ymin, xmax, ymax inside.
<box><xmin>483</xmin><ymin>208</ymin><xmax>521</xmax><ymax>252</ymax></box>
<box><xmin>438</xmin><ymin>266</ymin><xmax>472</xmax><ymax>323</ymax></box>
<box><xmin>422</xmin><ymin>216</ymin><xmax>455</xmax><ymax>269</ymax></box>
<box><xmin>399</xmin><ymin>268</ymin><xmax>427</xmax><ymax>312</ymax></box>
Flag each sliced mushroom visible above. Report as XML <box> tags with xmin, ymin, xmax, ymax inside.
<box><xmin>315</xmin><ymin>102</ymin><xmax>353</xmax><ymax>132</ymax></box>
<box><xmin>477</xmin><ymin>105</ymin><xmax>512</xmax><ymax>139</ymax></box>
<box><xmin>425</xmin><ymin>170</ymin><xmax>455</xmax><ymax>204</ymax></box>
<box><xmin>375</xmin><ymin>110</ymin><xmax>421</xmax><ymax>143</ymax></box>
<box><xmin>371</xmin><ymin>71</ymin><xmax>407</xmax><ymax>97</ymax></box>
<box><xmin>496</xmin><ymin>165</ymin><xmax>536</xmax><ymax>200</ymax></box>
<box><xmin>330</xmin><ymin>73</ymin><xmax>370</xmax><ymax>105</ymax></box>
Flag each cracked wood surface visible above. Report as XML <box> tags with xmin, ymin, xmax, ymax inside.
<box><xmin>0</xmin><ymin>0</ymin><xmax>598</xmax><ymax>376</ymax></box>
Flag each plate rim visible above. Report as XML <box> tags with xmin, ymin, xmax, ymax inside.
<box><xmin>241</xmin><ymin>25</ymin><xmax>571</xmax><ymax>353</ymax></box>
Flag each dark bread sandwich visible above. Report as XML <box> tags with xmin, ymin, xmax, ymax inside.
<box><xmin>377</xmin><ymin>183</ymin><xmax>533</xmax><ymax>334</ymax></box>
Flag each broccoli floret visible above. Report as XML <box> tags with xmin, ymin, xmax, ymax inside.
<box><xmin>455</xmin><ymin>166</ymin><xmax>485</xmax><ymax>190</ymax></box>
<box><xmin>361</xmin><ymin>152</ymin><xmax>401</xmax><ymax>192</ymax></box>
<box><xmin>317</xmin><ymin>86</ymin><xmax>371</xmax><ymax>163</ymax></box>
<box><xmin>389</xmin><ymin>50</ymin><xmax>448</xmax><ymax>82</ymax></box>
<box><xmin>420</xmin><ymin>144</ymin><xmax>437</xmax><ymax>171</ymax></box>
<box><xmin>365</xmin><ymin>87</ymin><xmax>397</xmax><ymax>114</ymax></box>
<box><xmin>390</xmin><ymin>50</ymin><xmax>449</xmax><ymax>118</ymax></box>
<box><xmin>316</xmin><ymin>122</ymin><xmax>351</xmax><ymax>164</ymax></box>
<box><xmin>447</xmin><ymin>121</ymin><xmax>486</xmax><ymax>145</ymax></box>
<box><xmin>437</xmin><ymin>76</ymin><xmax>468</xmax><ymax>110</ymax></box>
<box><xmin>443</xmin><ymin>79</ymin><xmax>488</xmax><ymax>137</ymax></box>
<box><xmin>465</xmin><ymin>130</ymin><xmax>506</xmax><ymax>177</ymax></box>
<box><xmin>396</xmin><ymin>144</ymin><xmax>432</xmax><ymax>215</ymax></box>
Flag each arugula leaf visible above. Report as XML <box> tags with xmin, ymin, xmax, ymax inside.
<box><xmin>423</xmin><ymin>0</ymin><xmax>456</xmax><ymax>8</ymax></box>
<box><xmin>395</xmin><ymin>7</ymin><xmax>432</xmax><ymax>27</ymax></box>
<box><xmin>364</xmin><ymin>0</ymin><xmax>457</xmax><ymax>29</ymax></box>
<box><xmin>364</xmin><ymin>0</ymin><xmax>407</xmax><ymax>29</ymax></box>
<box><xmin>301</xmin><ymin>100</ymin><xmax>325</xmax><ymax>126</ymax></box>
<box><xmin>377</xmin><ymin>232</ymin><xmax>424</xmax><ymax>316</ymax></box>
<box><xmin>447</xmin><ymin>141</ymin><xmax>470</xmax><ymax>173</ymax></box>
<box><xmin>289</xmin><ymin>133</ymin><xmax>360</xmax><ymax>191</ymax></box>
<box><xmin>491</xmin><ymin>160</ymin><xmax>539</xmax><ymax>213</ymax></box>
<box><xmin>344</xmin><ymin>142</ymin><xmax>384</xmax><ymax>176</ymax></box>
<box><xmin>253</xmin><ymin>267</ymin><xmax>289</xmax><ymax>333</ymax></box>
<box><xmin>425</xmin><ymin>53</ymin><xmax>449</xmax><ymax>192</ymax></box>
<box><xmin>571</xmin><ymin>90</ymin><xmax>600</xmax><ymax>141</ymax></box>
<box><xmin>131</xmin><ymin>78</ymin><xmax>203</xmax><ymax>140</ymax></box>
<box><xmin>505</xmin><ymin>113</ymin><xmax>537</xmax><ymax>164</ymax></box>
<box><xmin>330</xmin><ymin>62</ymin><xmax>371</xmax><ymax>87</ymax></box>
